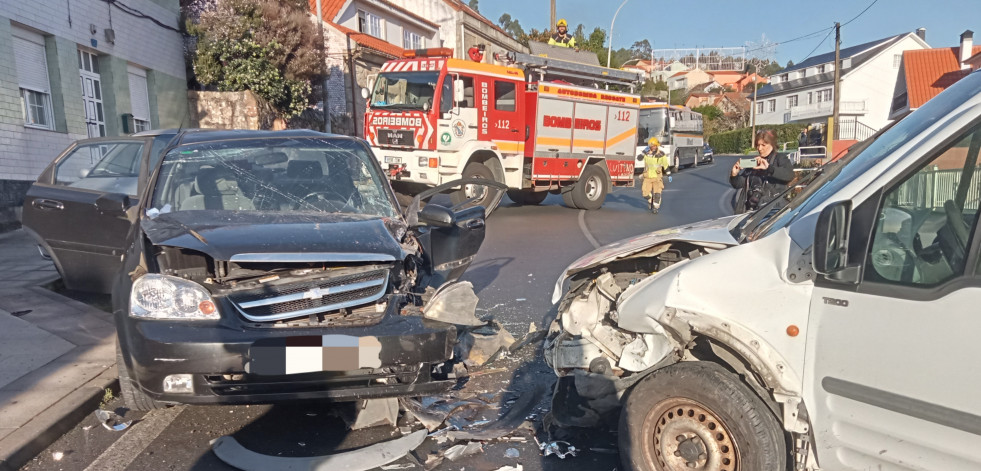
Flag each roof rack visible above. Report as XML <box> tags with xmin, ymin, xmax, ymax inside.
<box><xmin>510</xmin><ymin>52</ymin><xmax>643</xmax><ymax>87</ymax></box>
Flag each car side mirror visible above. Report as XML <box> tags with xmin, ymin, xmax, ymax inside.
<box><xmin>417</xmin><ymin>204</ymin><xmax>455</xmax><ymax>228</ymax></box>
<box><xmin>361</xmin><ymin>87</ymin><xmax>370</xmax><ymax>100</ymax></box>
<box><xmin>95</xmin><ymin>192</ymin><xmax>133</xmax><ymax>216</ymax></box>
<box><xmin>813</xmin><ymin>200</ymin><xmax>859</xmax><ymax>283</ymax></box>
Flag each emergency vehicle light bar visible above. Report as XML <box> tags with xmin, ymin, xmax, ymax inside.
<box><xmin>403</xmin><ymin>48</ymin><xmax>453</xmax><ymax>59</ymax></box>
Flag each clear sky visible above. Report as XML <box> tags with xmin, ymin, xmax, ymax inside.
<box><xmin>479</xmin><ymin>0</ymin><xmax>980</xmax><ymax>66</ymax></box>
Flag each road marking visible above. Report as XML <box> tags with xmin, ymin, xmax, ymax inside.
<box><xmin>577</xmin><ymin>210</ymin><xmax>601</xmax><ymax>249</ymax></box>
<box><xmin>84</xmin><ymin>405</ymin><xmax>184</xmax><ymax>471</ymax></box>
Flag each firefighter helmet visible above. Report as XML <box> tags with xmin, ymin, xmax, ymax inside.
<box><xmin>557</xmin><ymin>19</ymin><xmax>568</xmax><ymax>27</ymax></box>
<box><xmin>648</xmin><ymin>137</ymin><xmax>660</xmax><ymax>148</ymax></box>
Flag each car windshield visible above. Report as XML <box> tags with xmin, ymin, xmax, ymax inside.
<box><xmin>370</xmin><ymin>72</ymin><xmax>440</xmax><ymax>110</ymax></box>
<box><xmin>734</xmin><ymin>72</ymin><xmax>981</xmax><ymax>242</ymax></box>
<box><xmin>148</xmin><ymin>137</ymin><xmax>397</xmax><ymax>218</ymax></box>
<box><xmin>637</xmin><ymin>108</ymin><xmax>666</xmax><ymax>145</ymax></box>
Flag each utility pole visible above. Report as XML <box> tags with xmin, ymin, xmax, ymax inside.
<box><xmin>828</xmin><ymin>22</ymin><xmax>841</xmax><ymax>160</ymax></box>
<box><xmin>550</xmin><ymin>0</ymin><xmax>556</xmax><ymax>31</ymax></box>
<box><xmin>750</xmin><ymin>57</ymin><xmax>758</xmax><ymax>140</ymax></box>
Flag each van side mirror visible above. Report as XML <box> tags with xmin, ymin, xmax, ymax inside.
<box><xmin>813</xmin><ymin>200</ymin><xmax>859</xmax><ymax>283</ymax></box>
<box><xmin>417</xmin><ymin>204</ymin><xmax>455</xmax><ymax>228</ymax></box>
<box><xmin>668</xmin><ymin>116</ymin><xmax>676</xmax><ymax>128</ymax></box>
<box><xmin>361</xmin><ymin>87</ymin><xmax>370</xmax><ymax>100</ymax></box>
<box><xmin>454</xmin><ymin>80</ymin><xmax>465</xmax><ymax>104</ymax></box>
<box><xmin>95</xmin><ymin>192</ymin><xmax>133</xmax><ymax>216</ymax></box>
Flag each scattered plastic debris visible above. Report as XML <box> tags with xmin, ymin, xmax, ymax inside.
<box><xmin>443</xmin><ymin>441</ymin><xmax>483</xmax><ymax>461</ymax></box>
<box><xmin>306</xmin><ymin>412</ymin><xmax>318</xmax><ymax>417</ymax></box>
<box><xmin>82</xmin><ymin>425</ymin><xmax>93</xmax><ymax>431</ymax></box>
<box><xmin>10</xmin><ymin>310</ymin><xmax>31</xmax><ymax>317</ymax></box>
<box><xmin>94</xmin><ymin>409</ymin><xmax>132</xmax><ymax>432</ymax></box>
<box><xmin>422</xmin><ymin>282</ymin><xmax>484</xmax><ymax>326</ymax></box>
<box><xmin>540</xmin><ymin>440</ymin><xmax>578</xmax><ymax>459</ymax></box>
<box><xmin>52</xmin><ymin>451</ymin><xmax>64</xmax><ymax>461</ymax></box>
<box><xmin>211</xmin><ymin>429</ymin><xmax>427</xmax><ymax>471</ymax></box>
<box><xmin>345</xmin><ymin>398</ymin><xmax>399</xmax><ymax>430</ymax></box>
<box><xmin>379</xmin><ymin>464</ymin><xmax>416</xmax><ymax>470</ymax></box>
<box><xmin>504</xmin><ymin>448</ymin><xmax>520</xmax><ymax>458</ymax></box>
<box><xmin>492</xmin><ymin>465</ymin><xmax>523</xmax><ymax>471</ymax></box>
<box><xmin>298</xmin><ymin>442</ymin><xmax>306</xmax><ymax>447</ymax></box>
<box><xmin>445</xmin><ymin>385</ymin><xmax>544</xmax><ymax>441</ymax></box>
<box><xmin>515</xmin><ymin>298</ymin><xmax>526</xmax><ymax>302</ymax></box>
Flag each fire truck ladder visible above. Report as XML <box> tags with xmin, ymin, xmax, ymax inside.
<box><xmin>509</xmin><ymin>52</ymin><xmax>643</xmax><ymax>89</ymax></box>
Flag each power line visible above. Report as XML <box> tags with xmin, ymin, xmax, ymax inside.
<box><xmin>102</xmin><ymin>0</ymin><xmax>182</xmax><ymax>34</ymax></box>
<box><xmin>842</xmin><ymin>0</ymin><xmax>880</xmax><ymax>27</ymax></box>
<box><xmin>799</xmin><ymin>27</ymin><xmax>835</xmax><ymax>64</ymax></box>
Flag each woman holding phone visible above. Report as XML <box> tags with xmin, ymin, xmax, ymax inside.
<box><xmin>729</xmin><ymin>129</ymin><xmax>795</xmax><ymax>212</ymax></box>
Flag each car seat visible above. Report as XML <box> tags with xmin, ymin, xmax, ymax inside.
<box><xmin>179</xmin><ymin>166</ymin><xmax>255</xmax><ymax>211</ymax></box>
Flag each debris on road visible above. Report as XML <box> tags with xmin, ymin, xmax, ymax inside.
<box><xmin>345</xmin><ymin>398</ymin><xmax>399</xmax><ymax>430</ymax></box>
<box><xmin>540</xmin><ymin>440</ymin><xmax>578</xmax><ymax>459</ymax></box>
<box><xmin>492</xmin><ymin>465</ymin><xmax>523</xmax><ymax>471</ymax></box>
<box><xmin>211</xmin><ymin>429</ymin><xmax>427</xmax><ymax>471</ymax></box>
<box><xmin>52</xmin><ymin>451</ymin><xmax>64</xmax><ymax>461</ymax></box>
<box><xmin>444</xmin><ymin>384</ymin><xmax>543</xmax><ymax>441</ymax></box>
<box><xmin>504</xmin><ymin>448</ymin><xmax>520</xmax><ymax>458</ymax></box>
<box><xmin>442</xmin><ymin>441</ymin><xmax>483</xmax><ymax>461</ymax></box>
<box><xmin>94</xmin><ymin>409</ymin><xmax>132</xmax><ymax>432</ymax></box>
<box><xmin>379</xmin><ymin>464</ymin><xmax>416</xmax><ymax>470</ymax></box>
<box><xmin>422</xmin><ymin>282</ymin><xmax>484</xmax><ymax>326</ymax></box>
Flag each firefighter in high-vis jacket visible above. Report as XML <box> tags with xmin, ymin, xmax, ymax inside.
<box><xmin>548</xmin><ymin>19</ymin><xmax>576</xmax><ymax>48</ymax></box>
<box><xmin>638</xmin><ymin>137</ymin><xmax>669</xmax><ymax>213</ymax></box>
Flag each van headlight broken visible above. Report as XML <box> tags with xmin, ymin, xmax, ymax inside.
<box><xmin>130</xmin><ymin>274</ymin><xmax>219</xmax><ymax>320</ymax></box>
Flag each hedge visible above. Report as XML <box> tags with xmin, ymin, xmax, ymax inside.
<box><xmin>707</xmin><ymin>123</ymin><xmax>809</xmax><ymax>154</ymax></box>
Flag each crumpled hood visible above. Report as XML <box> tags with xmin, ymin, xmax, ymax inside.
<box><xmin>142</xmin><ymin>211</ymin><xmax>406</xmax><ymax>262</ymax></box>
<box><xmin>552</xmin><ymin>215</ymin><xmax>742</xmax><ymax>303</ymax></box>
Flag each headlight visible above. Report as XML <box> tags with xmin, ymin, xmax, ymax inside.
<box><xmin>130</xmin><ymin>274</ymin><xmax>219</xmax><ymax>320</ymax></box>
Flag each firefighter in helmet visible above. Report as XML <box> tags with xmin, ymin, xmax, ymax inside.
<box><xmin>548</xmin><ymin>19</ymin><xmax>577</xmax><ymax>48</ymax></box>
<box><xmin>638</xmin><ymin>137</ymin><xmax>669</xmax><ymax>213</ymax></box>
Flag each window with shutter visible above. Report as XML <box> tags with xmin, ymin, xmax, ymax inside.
<box><xmin>12</xmin><ymin>29</ymin><xmax>53</xmax><ymax>129</ymax></box>
<box><xmin>127</xmin><ymin>66</ymin><xmax>151</xmax><ymax>132</ymax></box>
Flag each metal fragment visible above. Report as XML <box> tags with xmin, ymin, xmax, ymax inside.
<box><xmin>94</xmin><ymin>409</ymin><xmax>132</xmax><ymax>432</ymax></box>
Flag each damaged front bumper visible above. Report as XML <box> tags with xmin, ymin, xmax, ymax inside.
<box><xmin>118</xmin><ymin>299</ymin><xmax>461</xmax><ymax>405</ymax></box>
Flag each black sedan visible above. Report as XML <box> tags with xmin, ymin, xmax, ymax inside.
<box><xmin>24</xmin><ymin>130</ymin><xmax>490</xmax><ymax>409</ymax></box>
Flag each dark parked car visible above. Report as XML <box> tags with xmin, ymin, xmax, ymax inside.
<box><xmin>24</xmin><ymin>130</ymin><xmax>489</xmax><ymax>410</ymax></box>
<box><xmin>22</xmin><ymin>129</ymin><xmax>181</xmax><ymax>292</ymax></box>
<box><xmin>702</xmin><ymin>142</ymin><xmax>714</xmax><ymax>162</ymax></box>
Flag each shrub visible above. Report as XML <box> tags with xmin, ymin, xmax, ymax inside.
<box><xmin>708</xmin><ymin>123</ymin><xmax>809</xmax><ymax>154</ymax></box>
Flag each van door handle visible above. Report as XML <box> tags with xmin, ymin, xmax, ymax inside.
<box><xmin>464</xmin><ymin>218</ymin><xmax>485</xmax><ymax>230</ymax></box>
<box><xmin>33</xmin><ymin>199</ymin><xmax>64</xmax><ymax>210</ymax></box>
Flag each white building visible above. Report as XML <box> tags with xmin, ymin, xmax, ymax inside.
<box><xmin>753</xmin><ymin>29</ymin><xmax>930</xmax><ymax>138</ymax></box>
<box><xmin>0</xmin><ymin>0</ymin><xmax>187</xmax><ymax>230</ymax></box>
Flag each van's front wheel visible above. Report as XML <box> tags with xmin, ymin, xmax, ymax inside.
<box><xmin>619</xmin><ymin>362</ymin><xmax>786</xmax><ymax>471</ymax></box>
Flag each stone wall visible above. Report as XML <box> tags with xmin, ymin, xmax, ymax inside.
<box><xmin>187</xmin><ymin>91</ymin><xmax>261</xmax><ymax>130</ymax></box>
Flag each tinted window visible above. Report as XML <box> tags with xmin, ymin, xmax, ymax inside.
<box><xmin>54</xmin><ymin>141</ymin><xmax>145</xmax><ymax>195</ymax></box>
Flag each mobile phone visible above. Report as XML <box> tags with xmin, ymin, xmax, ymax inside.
<box><xmin>739</xmin><ymin>158</ymin><xmax>758</xmax><ymax>169</ymax></box>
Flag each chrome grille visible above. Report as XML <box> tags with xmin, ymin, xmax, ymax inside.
<box><xmin>228</xmin><ymin>269</ymin><xmax>389</xmax><ymax>322</ymax></box>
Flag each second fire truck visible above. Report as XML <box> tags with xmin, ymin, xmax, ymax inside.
<box><xmin>361</xmin><ymin>48</ymin><xmax>643</xmax><ymax>211</ymax></box>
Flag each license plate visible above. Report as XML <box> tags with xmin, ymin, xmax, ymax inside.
<box><xmin>248</xmin><ymin>335</ymin><xmax>382</xmax><ymax>375</ymax></box>
<box><xmin>385</xmin><ymin>156</ymin><xmax>402</xmax><ymax>164</ymax></box>
<box><xmin>378</xmin><ymin>129</ymin><xmax>414</xmax><ymax>146</ymax></box>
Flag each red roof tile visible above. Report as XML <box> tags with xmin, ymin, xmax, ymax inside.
<box><xmin>904</xmin><ymin>45</ymin><xmax>981</xmax><ymax>108</ymax></box>
<box><xmin>333</xmin><ymin>23</ymin><xmax>405</xmax><ymax>58</ymax></box>
<box><xmin>442</xmin><ymin>0</ymin><xmax>512</xmax><ymax>38</ymax></box>
<box><xmin>308</xmin><ymin>0</ymin><xmax>346</xmax><ymax>22</ymax></box>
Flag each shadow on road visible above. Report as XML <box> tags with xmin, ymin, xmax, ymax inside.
<box><xmin>464</xmin><ymin>257</ymin><xmax>514</xmax><ymax>294</ymax></box>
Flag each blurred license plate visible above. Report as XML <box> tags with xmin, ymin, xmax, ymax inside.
<box><xmin>248</xmin><ymin>335</ymin><xmax>382</xmax><ymax>375</ymax></box>
<box><xmin>385</xmin><ymin>156</ymin><xmax>402</xmax><ymax>164</ymax></box>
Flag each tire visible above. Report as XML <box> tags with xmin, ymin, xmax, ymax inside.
<box><xmin>507</xmin><ymin>189</ymin><xmax>548</xmax><ymax>205</ymax></box>
<box><xmin>619</xmin><ymin>362</ymin><xmax>786</xmax><ymax>471</ymax></box>
<box><xmin>561</xmin><ymin>188</ymin><xmax>578</xmax><ymax>209</ymax></box>
<box><xmin>693</xmin><ymin>148</ymin><xmax>700</xmax><ymax>168</ymax></box>
<box><xmin>570</xmin><ymin>165</ymin><xmax>608</xmax><ymax>210</ymax></box>
<box><xmin>116</xmin><ymin>340</ymin><xmax>166</xmax><ymax>411</ymax></box>
<box><xmin>670</xmin><ymin>154</ymin><xmax>680</xmax><ymax>174</ymax></box>
<box><xmin>451</xmin><ymin>162</ymin><xmax>503</xmax><ymax>214</ymax></box>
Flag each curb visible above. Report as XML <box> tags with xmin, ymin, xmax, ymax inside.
<box><xmin>0</xmin><ymin>368</ymin><xmax>119</xmax><ymax>471</ymax></box>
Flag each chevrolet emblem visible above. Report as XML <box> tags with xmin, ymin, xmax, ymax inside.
<box><xmin>302</xmin><ymin>287</ymin><xmax>330</xmax><ymax>300</ymax></box>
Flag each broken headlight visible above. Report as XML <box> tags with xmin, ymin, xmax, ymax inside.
<box><xmin>130</xmin><ymin>274</ymin><xmax>219</xmax><ymax>320</ymax></box>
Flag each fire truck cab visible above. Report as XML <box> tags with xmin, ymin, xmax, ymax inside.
<box><xmin>362</xmin><ymin>48</ymin><xmax>643</xmax><ymax>211</ymax></box>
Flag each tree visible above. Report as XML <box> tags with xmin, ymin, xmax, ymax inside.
<box><xmin>189</xmin><ymin>0</ymin><xmax>321</xmax><ymax>121</ymax></box>
<box><xmin>468</xmin><ymin>0</ymin><xmax>478</xmax><ymax>12</ymax></box>
<box><xmin>498</xmin><ymin>13</ymin><xmax>524</xmax><ymax>38</ymax></box>
<box><xmin>692</xmin><ymin>105</ymin><xmax>723</xmax><ymax>121</ymax></box>
<box><xmin>630</xmin><ymin>39</ymin><xmax>652</xmax><ymax>60</ymax></box>
<box><xmin>786</xmin><ymin>60</ymin><xmax>795</xmax><ymax>68</ymax></box>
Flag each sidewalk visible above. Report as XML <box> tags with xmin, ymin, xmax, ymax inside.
<box><xmin>0</xmin><ymin>229</ymin><xmax>118</xmax><ymax>471</ymax></box>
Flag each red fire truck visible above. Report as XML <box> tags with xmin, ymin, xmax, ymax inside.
<box><xmin>362</xmin><ymin>48</ymin><xmax>643</xmax><ymax>211</ymax></box>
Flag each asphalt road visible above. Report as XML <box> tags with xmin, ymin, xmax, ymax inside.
<box><xmin>21</xmin><ymin>156</ymin><xmax>738</xmax><ymax>471</ymax></box>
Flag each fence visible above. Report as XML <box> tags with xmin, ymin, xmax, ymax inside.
<box><xmin>895</xmin><ymin>167</ymin><xmax>981</xmax><ymax>210</ymax></box>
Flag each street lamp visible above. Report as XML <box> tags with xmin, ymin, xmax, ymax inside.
<box><xmin>606</xmin><ymin>0</ymin><xmax>630</xmax><ymax>68</ymax></box>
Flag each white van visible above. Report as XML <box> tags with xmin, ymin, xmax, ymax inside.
<box><xmin>546</xmin><ymin>70</ymin><xmax>981</xmax><ymax>471</ymax></box>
